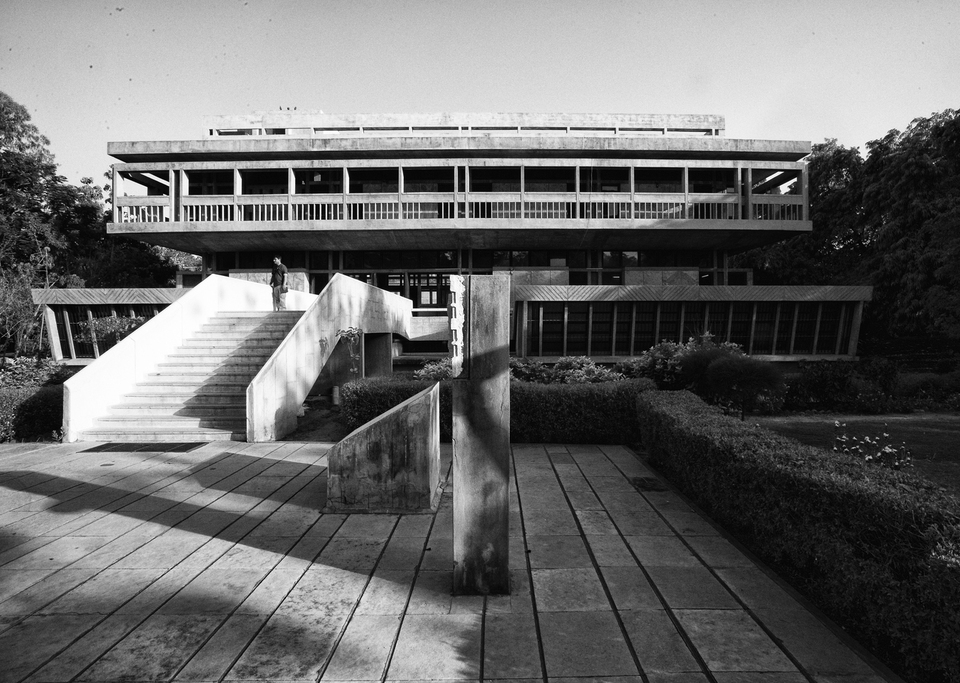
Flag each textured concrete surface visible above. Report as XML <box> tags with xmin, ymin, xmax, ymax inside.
<box><xmin>0</xmin><ymin>439</ymin><xmax>902</xmax><ymax>682</ymax></box>
<box><xmin>327</xmin><ymin>383</ymin><xmax>440</xmax><ymax>513</ymax></box>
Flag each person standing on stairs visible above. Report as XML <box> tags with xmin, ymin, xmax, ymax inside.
<box><xmin>271</xmin><ymin>255</ymin><xmax>288</xmax><ymax>311</ymax></box>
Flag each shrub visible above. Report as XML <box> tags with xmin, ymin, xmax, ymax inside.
<box><xmin>637</xmin><ymin>390</ymin><xmax>960</xmax><ymax>683</ymax></box>
<box><xmin>704</xmin><ymin>354</ymin><xmax>784</xmax><ymax>419</ymax></box>
<box><xmin>414</xmin><ymin>357</ymin><xmax>454</xmax><ymax>381</ymax></box>
<box><xmin>510</xmin><ymin>357</ymin><xmax>555</xmax><ymax>384</ymax></box>
<box><xmin>834</xmin><ymin>421</ymin><xmax>913</xmax><ymax>470</ymax></box>
<box><xmin>616</xmin><ymin>334</ymin><xmax>746</xmax><ymax>392</ymax></box>
<box><xmin>510</xmin><ymin>356</ymin><xmax>624</xmax><ymax>384</ymax></box>
<box><xmin>0</xmin><ymin>356</ymin><xmax>68</xmax><ymax>388</ymax></box>
<box><xmin>74</xmin><ymin>316</ymin><xmax>146</xmax><ymax>351</ymax></box>
<box><xmin>0</xmin><ymin>384</ymin><xmax>63</xmax><ymax>442</ymax></box>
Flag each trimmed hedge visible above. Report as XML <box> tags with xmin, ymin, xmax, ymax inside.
<box><xmin>511</xmin><ymin>379</ymin><xmax>653</xmax><ymax>443</ymax></box>
<box><xmin>340</xmin><ymin>377</ymin><xmax>655</xmax><ymax>444</ymax></box>
<box><xmin>637</xmin><ymin>390</ymin><xmax>960</xmax><ymax>683</ymax></box>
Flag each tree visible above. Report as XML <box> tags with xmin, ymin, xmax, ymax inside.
<box><xmin>861</xmin><ymin>110</ymin><xmax>960</xmax><ymax>339</ymax></box>
<box><xmin>736</xmin><ymin>109</ymin><xmax>960</xmax><ymax>342</ymax></box>
<box><xmin>735</xmin><ymin>139</ymin><xmax>869</xmax><ymax>286</ymax></box>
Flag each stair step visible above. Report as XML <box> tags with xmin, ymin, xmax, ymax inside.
<box><xmin>77</xmin><ymin>428</ymin><xmax>245</xmax><ymax>443</ymax></box>
<box><xmin>94</xmin><ymin>415</ymin><xmax>246</xmax><ymax>430</ymax></box>
<box><xmin>108</xmin><ymin>405</ymin><xmax>246</xmax><ymax>418</ymax></box>
<box><xmin>132</xmin><ymin>383</ymin><xmax>248</xmax><ymax>395</ymax></box>
<box><xmin>124</xmin><ymin>392</ymin><xmax>247</xmax><ymax>405</ymax></box>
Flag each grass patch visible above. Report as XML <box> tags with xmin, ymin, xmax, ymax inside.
<box><xmin>756</xmin><ymin>413</ymin><xmax>960</xmax><ymax>496</ymax></box>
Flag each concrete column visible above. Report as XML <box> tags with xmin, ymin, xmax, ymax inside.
<box><xmin>453</xmin><ymin>274</ymin><xmax>511</xmax><ymax>595</ymax></box>
<box><xmin>42</xmin><ymin>305</ymin><xmax>62</xmax><ymax>362</ymax></box>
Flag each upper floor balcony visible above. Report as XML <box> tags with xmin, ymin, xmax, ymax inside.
<box><xmin>109</xmin><ymin>161</ymin><xmax>810</xmax><ymax>254</ymax></box>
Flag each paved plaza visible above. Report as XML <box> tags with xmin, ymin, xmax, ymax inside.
<box><xmin>0</xmin><ymin>439</ymin><xmax>898</xmax><ymax>682</ymax></box>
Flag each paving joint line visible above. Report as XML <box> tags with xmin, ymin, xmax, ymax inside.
<box><xmin>511</xmin><ymin>446</ymin><xmax>551</xmax><ymax>683</ymax></box>
<box><xmin>546</xmin><ymin>446</ymin><xmax>651</xmax><ymax>683</ymax></box>
<box><xmin>569</xmin><ymin>446</ymin><xmax>720</xmax><ymax>683</ymax></box>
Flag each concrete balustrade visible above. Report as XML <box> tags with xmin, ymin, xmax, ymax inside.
<box><xmin>246</xmin><ymin>273</ymin><xmax>412</xmax><ymax>442</ymax></box>
<box><xmin>62</xmin><ymin>275</ymin><xmax>305</xmax><ymax>442</ymax></box>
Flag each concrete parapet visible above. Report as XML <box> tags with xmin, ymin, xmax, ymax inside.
<box><xmin>326</xmin><ymin>382</ymin><xmax>441</xmax><ymax>513</ymax></box>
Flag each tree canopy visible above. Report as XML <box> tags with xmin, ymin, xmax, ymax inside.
<box><xmin>1</xmin><ymin>91</ymin><xmax>185</xmax><ymax>355</ymax></box>
<box><xmin>736</xmin><ymin>108</ymin><xmax>960</xmax><ymax>341</ymax></box>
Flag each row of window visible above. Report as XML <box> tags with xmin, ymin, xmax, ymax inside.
<box><xmin>135</xmin><ymin>166</ymin><xmax>800</xmax><ymax>197</ymax></box>
<box><xmin>522</xmin><ymin>301</ymin><xmax>857</xmax><ymax>358</ymax></box>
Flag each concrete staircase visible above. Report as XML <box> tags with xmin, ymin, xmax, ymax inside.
<box><xmin>78</xmin><ymin>311</ymin><xmax>303</xmax><ymax>442</ymax></box>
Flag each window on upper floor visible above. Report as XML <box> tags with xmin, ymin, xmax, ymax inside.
<box><xmin>348</xmin><ymin>168</ymin><xmax>399</xmax><ymax>193</ymax></box>
<box><xmin>469</xmin><ymin>167</ymin><xmax>521</xmax><ymax>193</ymax></box>
<box><xmin>187</xmin><ymin>170</ymin><xmax>233</xmax><ymax>195</ymax></box>
<box><xmin>524</xmin><ymin>167</ymin><xmax>576</xmax><ymax>193</ymax></box>
<box><xmin>239</xmin><ymin>170</ymin><xmax>288</xmax><ymax>195</ymax></box>
<box><xmin>580</xmin><ymin>167</ymin><xmax>629</xmax><ymax>193</ymax></box>
<box><xmin>634</xmin><ymin>168</ymin><xmax>683</xmax><ymax>193</ymax></box>
<box><xmin>688</xmin><ymin>169</ymin><xmax>737</xmax><ymax>194</ymax></box>
<box><xmin>294</xmin><ymin>169</ymin><xmax>343</xmax><ymax>194</ymax></box>
<box><xmin>402</xmin><ymin>167</ymin><xmax>455</xmax><ymax>193</ymax></box>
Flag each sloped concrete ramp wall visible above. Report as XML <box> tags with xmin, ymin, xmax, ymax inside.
<box><xmin>326</xmin><ymin>382</ymin><xmax>441</xmax><ymax>513</ymax></box>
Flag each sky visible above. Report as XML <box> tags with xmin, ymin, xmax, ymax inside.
<box><xmin>1</xmin><ymin>0</ymin><xmax>958</xmax><ymax>185</ymax></box>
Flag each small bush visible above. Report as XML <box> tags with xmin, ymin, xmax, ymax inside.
<box><xmin>74</xmin><ymin>316</ymin><xmax>146</xmax><ymax>351</ymax></box>
<box><xmin>637</xmin><ymin>390</ymin><xmax>960</xmax><ymax>683</ymax></box>
<box><xmin>704</xmin><ymin>354</ymin><xmax>785</xmax><ymax>419</ymax></box>
<box><xmin>0</xmin><ymin>357</ymin><xmax>68</xmax><ymax>388</ymax></box>
<box><xmin>0</xmin><ymin>384</ymin><xmax>63</xmax><ymax>442</ymax></box>
<box><xmin>414</xmin><ymin>357</ymin><xmax>453</xmax><ymax>381</ymax></box>
<box><xmin>510</xmin><ymin>356</ymin><xmax>624</xmax><ymax>384</ymax></box>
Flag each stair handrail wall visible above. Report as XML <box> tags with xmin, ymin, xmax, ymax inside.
<box><xmin>247</xmin><ymin>273</ymin><xmax>413</xmax><ymax>442</ymax></box>
<box><xmin>62</xmin><ymin>275</ymin><xmax>288</xmax><ymax>442</ymax></box>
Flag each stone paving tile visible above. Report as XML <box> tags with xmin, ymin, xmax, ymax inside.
<box><xmin>586</xmin><ymin>534</ymin><xmax>639</xmax><ymax>567</ymax></box>
<box><xmin>644</xmin><ymin>565</ymin><xmax>741</xmax><ymax>610</ymax></box>
<box><xmin>521</xmin><ymin>506</ymin><xmax>578</xmax><ymax>535</ymax></box>
<box><xmin>625</xmin><ymin>535</ymin><xmax>701</xmax><ymax>567</ymax></box>
<box><xmin>525</xmin><ymin>535</ymin><xmax>592</xmax><ymax>569</ymax></box>
<box><xmin>173</xmin><ymin>613</ymin><xmax>267</xmax><ymax>681</ymax></box>
<box><xmin>531</xmin><ymin>567</ymin><xmax>609</xmax><ymax>612</ymax></box>
<box><xmin>36</xmin><ymin>567</ymin><xmax>166</xmax><ymax>615</ymax></box>
<box><xmin>684</xmin><ymin>535</ymin><xmax>755</xmax><ymax>568</ymax></box>
<box><xmin>674</xmin><ymin>609</ymin><xmax>798</xmax><ymax>673</ymax></box>
<box><xmin>0</xmin><ymin>613</ymin><xmax>104</xmax><ymax>682</ymax></box>
<box><xmin>226</xmin><ymin>611</ymin><xmax>344</xmax><ymax>681</ymax></box>
<box><xmin>322</xmin><ymin>614</ymin><xmax>400</xmax><ymax>681</ymax></box>
<box><xmin>0</xmin><ymin>566</ymin><xmax>99</xmax><ymax>616</ymax></box>
<box><xmin>23</xmin><ymin>613</ymin><xmax>144</xmax><ymax>683</ymax></box>
<box><xmin>354</xmin><ymin>569</ymin><xmax>414</xmax><ymax>616</ymax></box>
<box><xmin>620</xmin><ymin>608</ymin><xmax>701</xmax><ymax>674</ymax></box>
<box><xmin>387</xmin><ymin>613</ymin><xmax>482</xmax><ymax>680</ymax></box>
<box><xmin>600</xmin><ymin>565</ymin><xmax>661</xmax><ymax>611</ymax></box>
<box><xmin>482</xmin><ymin>612</ymin><xmax>542</xmax><ymax>679</ymax></box>
<box><xmin>538</xmin><ymin>611</ymin><xmax>638</xmax><ymax>677</ymax></box>
<box><xmin>75</xmin><ymin>613</ymin><xmax>224</xmax><ymax>682</ymax></box>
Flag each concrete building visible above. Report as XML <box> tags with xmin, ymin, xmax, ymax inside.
<box><xmin>42</xmin><ymin>112</ymin><xmax>871</xmax><ymax>364</ymax></box>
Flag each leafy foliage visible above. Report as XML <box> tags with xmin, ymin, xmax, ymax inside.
<box><xmin>510</xmin><ymin>356</ymin><xmax>624</xmax><ymax>384</ymax></box>
<box><xmin>736</xmin><ymin>109</ymin><xmax>960</xmax><ymax>343</ymax></box>
<box><xmin>74</xmin><ymin>316</ymin><xmax>147</xmax><ymax>350</ymax></box>
<box><xmin>414</xmin><ymin>357</ymin><xmax>453</xmax><ymax>381</ymax></box>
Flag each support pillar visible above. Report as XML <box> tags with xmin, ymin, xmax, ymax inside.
<box><xmin>452</xmin><ymin>274</ymin><xmax>511</xmax><ymax>595</ymax></box>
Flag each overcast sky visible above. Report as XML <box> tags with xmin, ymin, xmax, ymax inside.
<box><xmin>2</xmin><ymin>0</ymin><xmax>958</xmax><ymax>185</ymax></box>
